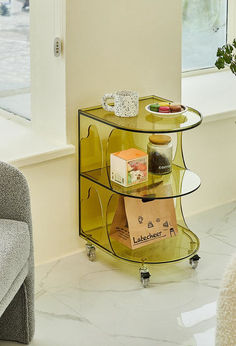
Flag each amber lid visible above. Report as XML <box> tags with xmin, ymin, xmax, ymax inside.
<box><xmin>149</xmin><ymin>134</ymin><xmax>171</xmax><ymax>145</ymax></box>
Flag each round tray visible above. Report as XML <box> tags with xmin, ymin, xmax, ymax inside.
<box><xmin>145</xmin><ymin>104</ymin><xmax>188</xmax><ymax>118</ymax></box>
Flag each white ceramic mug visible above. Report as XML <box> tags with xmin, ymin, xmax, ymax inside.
<box><xmin>101</xmin><ymin>90</ymin><xmax>139</xmax><ymax>117</ymax></box>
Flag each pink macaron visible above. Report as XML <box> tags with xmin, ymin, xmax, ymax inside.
<box><xmin>159</xmin><ymin>106</ymin><xmax>170</xmax><ymax>113</ymax></box>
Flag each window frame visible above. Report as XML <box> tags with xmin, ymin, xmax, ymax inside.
<box><xmin>0</xmin><ymin>0</ymin><xmax>67</xmax><ymax>145</ymax></box>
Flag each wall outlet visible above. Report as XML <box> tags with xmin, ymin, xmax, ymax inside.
<box><xmin>54</xmin><ymin>37</ymin><xmax>62</xmax><ymax>57</ymax></box>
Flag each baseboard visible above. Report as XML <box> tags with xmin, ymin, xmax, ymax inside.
<box><xmin>185</xmin><ymin>198</ymin><xmax>236</xmax><ymax>218</ymax></box>
<box><xmin>35</xmin><ymin>247</ymin><xmax>85</xmax><ymax>267</ymax></box>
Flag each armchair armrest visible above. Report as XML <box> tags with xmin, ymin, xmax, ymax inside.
<box><xmin>0</xmin><ymin>162</ymin><xmax>32</xmax><ymax>226</ymax></box>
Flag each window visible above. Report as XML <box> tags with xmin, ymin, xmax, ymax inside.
<box><xmin>182</xmin><ymin>0</ymin><xmax>228</xmax><ymax>72</ymax></box>
<box><xmin>0</xmin><ymin>0</ymin><xmax>30</xmax><ymax>119</ymax></box>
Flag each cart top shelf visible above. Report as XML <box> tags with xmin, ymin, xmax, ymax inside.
<box><xmin>79</xmin><ymin>96</ymin><xmax>202</xmax><ymax>133</ymax></box>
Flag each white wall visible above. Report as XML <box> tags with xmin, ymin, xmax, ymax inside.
<box><xmin>21</xmin><ymin>155</ymin><xmax>81</xmax><ymax>265</ymax></box>
<box><xmin>182</xmin><ymin>116</ymin><xmax>236</xmax><ymax>216</ymax></box>
<box><xmin>66</xmin><ymin>0</ymin><xmax>182</xmax><ymax>144</ymax></box>
<box><xmin>30</xmin><ymin>0</ymin><xmax>67</xmax><ymax>143</ymax></box>
<box><xmin>28</xmin><ymin>0</ymin><xmax>81</xmax><ymax>265</ymax></box>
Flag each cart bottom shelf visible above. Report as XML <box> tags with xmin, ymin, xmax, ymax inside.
<box><xmin>80</xmin><ymin>224</ymin><xmax>199</xmax><ymax>264</ymax></box>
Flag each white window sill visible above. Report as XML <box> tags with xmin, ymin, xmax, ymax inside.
<box><xmin>0</xmin><ymin>111</ymin><xmax>75</xmax><ymax>168</ymax></box>
<box><xmin>182</xmin><ymin>70</ymin><xmax>236</xmax><ymax>123</ymax></box>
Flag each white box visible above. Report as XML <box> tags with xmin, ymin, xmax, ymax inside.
<box><xmin>110</xmin><ymin>148</ymin><xmax>148</xmax><ymax>187</ymax></box>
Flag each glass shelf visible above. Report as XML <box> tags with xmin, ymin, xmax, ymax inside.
<box><xmin>80</xmin><ymin>164</ymin><xmax>201</xmax><ymax>199</ymax></box>
<box><xmin>81</xmin><ymin>223</ymin><xmax>199</xmax><ymax>264</ymax></box>
<box><xmin>79</xmin><ymin>96</ymin><xmax>202</xmax><ymax>134</ymax></box>
<box><xmin>80</xmin><ymin>181</ymin><xmax>199</xmax><ymax>265</ymax></box>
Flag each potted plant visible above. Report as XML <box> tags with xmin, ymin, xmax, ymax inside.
<box><xmin>215</xmin><ymin>40</ymin><xmax>236</xmax><ymax>75</ymax></box>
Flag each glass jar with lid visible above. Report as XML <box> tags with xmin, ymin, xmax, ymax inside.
<box><xmin>147</xmin><ymin>135</ymin><xmax>172</xmax><ymax>175</ymax></box>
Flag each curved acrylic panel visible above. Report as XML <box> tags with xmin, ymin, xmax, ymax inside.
<box><xmin>79</xmin><ymin>96</ymin><xmax>202</xmax><ymax>134</ymax></box>
<box><xmin>106</xmin><ymin>129</ymin><xmax>135</xmax><ymax>164</ymax></box>
<box><xmin>80</xmin><ymin>124</ymin><xmax>103</xmax><ymax>173</ymax></box>
<box><xmin>80</xmin><ymin>183</ymin><xmax>111</xmax><ymax>249</ymax></box>
<box><xmin>79</xmin><ymin>178</ymin><xmax>199</xmax><ymax>264</ymax></box>
<box><xmin>106</xmin><ymin>194</ymin><xmax>199</xmax><ymax>264</ymax></box>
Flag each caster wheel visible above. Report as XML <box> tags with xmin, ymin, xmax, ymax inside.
<box><xmin>141</xmin><ymin>276</ymin><xmax>150</xmax><ymax>288</ymax></box>
<box><xmin>189</xmin><ymin>254</ymin><xmax>200</xmax><ymax>269</ymax></box>
<box><xmin>139</xmin><ymin>267</ymin><xmax>151</xmax><ymax>288</ymax></box>
<box><xmin>86</xmin><ymin>244</ymin><xmax>96</xmax><ymax>262</ymax></box>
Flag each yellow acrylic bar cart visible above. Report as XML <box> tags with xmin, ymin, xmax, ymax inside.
<box><xmin>78</xmin><ymin>96</ymin><xmax>202</xmax><ymax>287</ymax></box>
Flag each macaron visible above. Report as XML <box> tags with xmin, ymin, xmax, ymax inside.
<box><xmin>159</xmin><ymin>102</ymin><xmax>171</xmax><ymax>107</ymax></box>
<box><xmin>159</xmin><ymin>106</ymin><xmax>170</xmax><ymax>113</ymax></box>
<box><xmin>150</xmin><ymin>103</ymin><xmax>160</xmax><ymax>112</ymax></box>
<box><xmin>170</xmin><ymin>104</ymin><xmax>182</xmax><ymax>112</ymax></box>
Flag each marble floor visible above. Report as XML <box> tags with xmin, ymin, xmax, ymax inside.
<box><xmin>3</xmin><ymin>201</ymin><xmax>236</xmax><ymax>346</ymax></box>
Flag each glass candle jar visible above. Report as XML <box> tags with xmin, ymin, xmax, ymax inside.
<box><xmin>147</xmin><ymin>135</ymin><xmax>172</xmax><ymax>175</ymax></box>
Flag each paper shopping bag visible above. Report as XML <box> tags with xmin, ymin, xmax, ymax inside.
<box><xmin>110</xmin><ymin>196</ymin><xmax>178</xmax><ymax>249</ymax></box>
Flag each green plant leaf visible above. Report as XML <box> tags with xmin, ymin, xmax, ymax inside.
<box><xmin>225</xmin><ymin>44</ymin><xmax>233</xmax><ymax>54</ymax></box>
<box><xmin>217</xmin><ymin>48</ymin><xmax>224</xmax><ymax>57</ymax></box>
<box><xmin>215</xmin><ymin>57</ymin><xmax>225</xmax><ymax>70</ymax></box>
<box><xmin>224</xmin><ymin>54</ymin><xmax>232</xmax><ymax>64</ymax></box>
<box><xmin>215</xmin><ymin>40</ymin><xmax>236</xmax><ymax>75</ymax></box>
